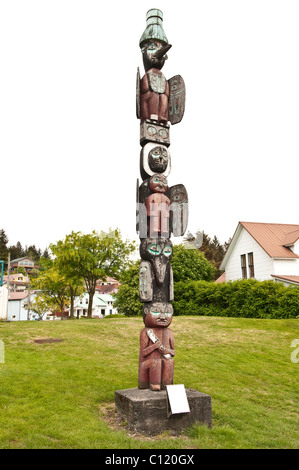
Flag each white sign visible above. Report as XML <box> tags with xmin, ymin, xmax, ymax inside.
<box><xmin>166</xmin><ymin>384</ymin><xmax>190</xmax><ymax>416</ymax></box>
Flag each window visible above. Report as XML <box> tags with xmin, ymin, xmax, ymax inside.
<box><xmin>240</xmin><ymin>254</ymin><xmax>247</xmax><ymax>279</ymax></box>
<box><xmin>101</xmin><ymin>309</ymin><xmax>105</xmax><ymax>315</ymax></box>
<box><xmin>248</xmin><ymin>252</ymin><xmax>255</xmax><ymax>278</ymax></box>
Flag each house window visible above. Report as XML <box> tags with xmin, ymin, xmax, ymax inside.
<box><xmin>101</xmin><ymin>309</ymin><xmax>105</xmax><ymax>315</ymax></box>
<box><xmin>248</xmin><ymin>252</ymin><xmax>255</xmax><ymax>278</ymax></box>
<box><xmin>240</xmin><ymin>254</ymin><xmax>247</xmax><ymax>279</ymax></box>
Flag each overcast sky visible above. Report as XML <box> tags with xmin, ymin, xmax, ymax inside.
<box><xmin>1</xmin><ymin>1</ymin><xmax>298</xmax><ymax>252</ymax></box>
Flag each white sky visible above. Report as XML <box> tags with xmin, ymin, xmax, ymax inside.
<box><xmin>1</xmin><ymin>1</ymin><xmax>298</xmax><ymax>251</ymax></box>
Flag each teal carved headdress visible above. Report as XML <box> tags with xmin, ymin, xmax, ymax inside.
<box><xmin>139</xmin><ymin>9</ymin><xmax>168</xmax><ymax>48</ymax></box>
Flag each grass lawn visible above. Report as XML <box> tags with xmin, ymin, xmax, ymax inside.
<box><xmin>0</xmin><ymin>316</ymin><xmax>298</xmax><ymax>449</ymax></box>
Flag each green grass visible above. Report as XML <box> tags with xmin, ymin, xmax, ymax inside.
<box><xmin>0</xmin><ymin>316</ymin><xmax>298</xmax><ymax>449</ymax></box>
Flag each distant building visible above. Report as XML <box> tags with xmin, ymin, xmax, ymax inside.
<box><xmin>2</xmin><ymin>273</ymin><xmax>29</xmax><ymax>292</ymax></box>
<box><xmin>220</xmin><ymin>222</ymin><xmax>299</xmax><ymax>286</ymax></box>
<box><xmin>7</xmin><ymin>291</ymin><xmax>40</xmax><ymax>321</ymax></box>
<box><xmin>10</xmin><ymin>257</ymin><xmax>39</xmax><ymax>274</ymax></box>
<box><xmin>95</xmin><ymin>277</ymin><xmax>120</xmax><ymax>295</ymax></box>
<box><xmin>70</xmin><ymin>292</ymin><xmax>118</xmax><ymax>319</ymax></box>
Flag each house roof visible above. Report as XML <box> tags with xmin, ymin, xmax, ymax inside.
<box><xmin>95</xmin><ymin>284</ymin><xmax>119</xmax><ymax>294</ymax></box>
<box><xmin>282</xmin><ymin>229</ymin><xmax>299</xmax><ymax>247</ymax></box>
<box><xmin>271</xmin><ymin>274</ymin><xmax>299</xmax><ymax>285</ymax></box>
<box><xmin>220</xmin><ymin>221</ymin><xmax>299</xmax><ymax>270</ymax></box>
<box><xmin>214</xmin><ymin>272</ymin><xmax>226</xmax><ymax>283</ymax></box>
<box><xmin>3</xmin><ymin>273</ymin><xmax>29</xmax><ymax>283</ymax></box>
<box><xmin>240</xmin><ymin>222</ymin><xmax>299</xmax><ymax>258</ymax></box>
<box><xmin>9</xmin><ymin>291</ymin><xmax>29</xmax><ymax>300</ymax></box>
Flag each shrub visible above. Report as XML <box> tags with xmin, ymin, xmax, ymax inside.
<box><xmin>173</xmin><ymin>279</ymin><xmax>299</xmax><ymax>319</ymax></box>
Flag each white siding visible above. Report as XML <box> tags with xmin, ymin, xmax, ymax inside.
<box><xmin>225</xmin><ymin>228</ymin><xmax>274</xmax><ymax>281</ymax></box>
<box><xmin>273</xmin><ymin>258</ymin><xmax>299</xmax><ymax>276</ymax></box>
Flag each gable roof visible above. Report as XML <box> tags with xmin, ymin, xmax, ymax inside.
<box><xmin>240</xmin><ymin>222</ymin><xmax>299</xmax><ymax>259</ymax></box>
<box><xmin>221</xmin><ymin>221</ymin><xmax>299</xmax><ymax>270</ymax></box>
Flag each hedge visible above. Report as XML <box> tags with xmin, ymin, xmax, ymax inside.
<box><xmin>172</xmin><ymin>279</ymin><xmax>299</xmax><ymax>319</ymax></box>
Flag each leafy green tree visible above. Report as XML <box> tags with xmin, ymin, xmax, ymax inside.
<box><xmin>171</xmin><ymin>244</ymin><xmax>216</xmax><ymax>282</ymax></box>
<box><xmin>30</xmin><ymin>265</ymin><xmax>70</xmax><ymax>319</ymax></box>
<box><xmin>184</xmin><ymin>230</ymin><xmax>229</xmax><ymax>279</ymax></box>
<box><xmin>50</xmin><ymin>229</ymin><xmax>136</xmax><ymax>317</ymax></box>
<box><xmin>50</xmin><ymin>241</ymin><xmax>85</xmax><ymax>318</ymax></box>
<box><xmin>16</xmin><ymin>266</ymin><xmax>27</xmax><ymax>275</ymax></box>
<box><xmin>0</xmin><ymin>229</ymin><xmax>9</xmax><ymax>264</ymax></box>
<box><xmin>114</xmin><ymin>261</ymin><xmax>141</xmax><ymax>317</ymax></box>
<box><xmin>9</xmin><ymin>241</ymin><xmax>25</xmax><ymax>260</ymax></box>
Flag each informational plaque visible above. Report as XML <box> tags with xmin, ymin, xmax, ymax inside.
<box><xmin>166</xmin><ymin>384</ymin><xmax>190</xmax><ymax>417</ymax></box>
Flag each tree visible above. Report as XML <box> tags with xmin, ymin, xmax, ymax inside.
<box><xmin>0</xmin><ymin>229</ymin><xmax>9</xmax><ymax>264</ymax></box>
<box><xmin>30</xmin><ymin>265</ymin><xmax>70</xmax><ymax>319</ymax></box>
<box><xmin>50</xmin><ymin>229</ymin><xmax>136</xmax><ymax>318</ymax></box>
<box><xmin>184</xmin><ymin>230</ymin><xmax>229</xmax><ymax>279</ymax></box>
<box><xmin>114</xmin><ymin>261</ymin><xmax>141</xmax><ymax>317</ymax></box>
<box><xmin>50</xmin><ymin>240</ymin><xmax>85</xmax><ymax>319</ymax></box>
<box><xmin>16</xmin><ymin>266</ymin><xmax>27</xmax><ymax>275</ymax></box>
<box><xmin>171</xmin><ymin>244</ymin><xmax>216</xmax><ymax>282</ymax></box>
<box><xmin>9</xmin><ymin>241</ymin><xmax>25</xmax><ymax>260</ymax></box>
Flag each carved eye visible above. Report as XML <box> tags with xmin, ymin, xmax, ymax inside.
<box><xmin>150</xmin><ymin>310</ymin><xmax>160</xmax><ymax>316</ymax></box>
<box><xmin>148</xmin><ymin>244</ymin><xmax>161</xmax><ymax>255</ymax></box>
<box><xmin>163</xmin><ymin>245</ymin><xmax>172</xmax><ymax>257</ymax></box>
<box><xmin>153</xmin><ymin>177</ymin><xmax>160</xmax><ymax>184</ymax></box>
<box><xmin>173</xmin><ymin>192</ymin><xmax>185</xmax><ymax>202</ymax></box>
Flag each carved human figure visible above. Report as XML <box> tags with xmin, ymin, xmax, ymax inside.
<box><xmin>138</xmin><ymin>302</ymin><xmax>175</xmax><ymax>391</ymax></box>
<box><xmin>139</xmin><ymin>238</ymin><xmax>173</xmax><ymax>303</ymax></box>
<box><xmin>140</xmin><ymin>40</ymin><xmax>171</xmax><ymax>124</ymax></box>
<box><xmin>145</xmin><ymin>174</ymin><xmax>170</xmax><ymax>237</ymax></box>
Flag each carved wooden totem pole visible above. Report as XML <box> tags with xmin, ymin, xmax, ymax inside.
<box><xmin>136</xmin><ymin>9</ymin><xmax>188</xmax><ymax>391</ymax></box>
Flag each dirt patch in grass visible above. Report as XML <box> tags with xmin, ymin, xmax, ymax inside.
<box><xmin>34</xmin><ymin>338</ymin><xmax>63</xmax><ymax>344</ymax></box>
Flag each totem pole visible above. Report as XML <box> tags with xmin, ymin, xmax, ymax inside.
<box><xmin>136</xmin><ymin>9</ymin><xmax>188</xmax><ymax>392</ymax></box>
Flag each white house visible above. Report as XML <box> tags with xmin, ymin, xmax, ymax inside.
<box><xmin>71</xmin><ymin>293</ymin><xmax>118</xmax><ymax>319</ymax></box>
<box><xmin>7</xmin><ymin>291</ymin><xmax>41</xmax><ymax>321</ymax></box>
<box><xmin>220</xmin><ymin>222</ymin><xmax>299</xmax><ymax>286</ymax></box>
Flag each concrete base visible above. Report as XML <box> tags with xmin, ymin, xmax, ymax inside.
<box><xmin>115</xmin><ymin>387</ymin><xmax>212</xmax><ymax>435</ymax></box>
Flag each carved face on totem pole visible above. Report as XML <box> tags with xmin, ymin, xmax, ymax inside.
<box><xmin>141</xmin><ymin>41</ymin><xmax>171</xmax><ymax>72</ymax></box>
<box><xmin>143</xmin><ymin>301</ymin><xmax>173</xmax><ymax>328</ymax></box>
<box><xmin>139</xmin><ymin>238</ymin><xmax>174</xmax><ymax>303</ymax></box>
<box><xmin>148</xmin><ymin>146</ymin><xmax>169</xmax><ymax>173</ymax></box>
<box><xmin>149</xmin><ymin>174</ymin><xmax>168</xmax><ymax>193</ymax></box>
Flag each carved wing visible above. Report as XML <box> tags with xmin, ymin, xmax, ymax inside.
<box><xmin>168</xmin><ymin>75</ymin><xmax>186</xmax><ymax>125</ymax></box>
<box><xmin>136</xmin><ymin>67</ymin><xmax>141</xmax><ymax>119</ymax></box>
<box><xmin>169</xmin><ymin>184</ymin><xmax>188</xmax><ymax>236</ymax></box>
<box><xmin>139</xmin><ymin>260</ymin><xmax>153</xmax><ymax>302</ymax></box>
